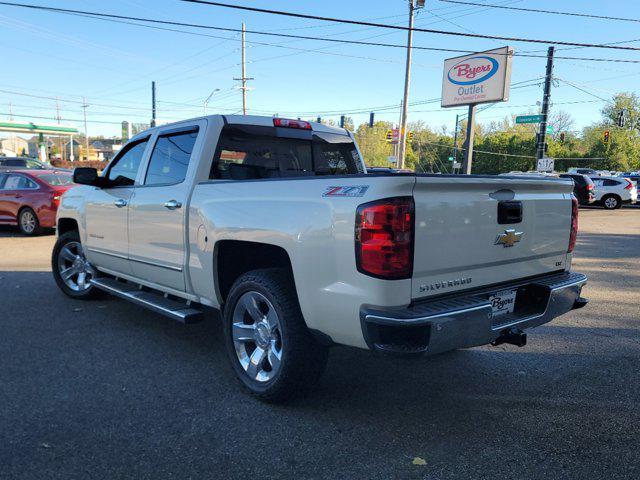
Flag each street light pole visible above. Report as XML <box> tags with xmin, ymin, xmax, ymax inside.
<box><xmin>203</xmin><ymin>88</ymin><xmax>220</xmax><ymax>115</ymax></box>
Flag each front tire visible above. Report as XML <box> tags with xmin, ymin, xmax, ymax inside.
<box><xmin>51</xmin><ymin>231</ymin><xmax>101</xmax><ymax>299</ymax></box>
<box><xmin>223</xmin><ymin>268</ymin><xmax>329</xmax><ymax>402</ymax></box>
<box><xmin>18</xmin><ymin>207</ymin><xmax>41</xmax><ymax>235</ymax></box>
<box><xmin>602</xmin><ymin>194</ymin><xmax>620</xmax><ymax>210</ymax></box>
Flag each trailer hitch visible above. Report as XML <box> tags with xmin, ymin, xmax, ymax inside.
<box><xmin>492</xmin><ymin>328</ymin><xmax>527</xmax><ymax>347</ymax></box>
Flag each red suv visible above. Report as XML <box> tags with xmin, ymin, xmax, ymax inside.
<box><xmin>0</xmin><ymin>170</ymin><xmax>75</xmax><ymax>235</ymax></box>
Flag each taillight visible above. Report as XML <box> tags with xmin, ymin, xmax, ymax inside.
<box><xmin>624</xmin><ymin>179</ymin><xmax>633</xmax><ymax>190</ymax></box>
<box><xmin>587</xmin><ymin>183</ymin><xmax>594</xmax><ymax>191</ymax></box>
<box><xmin>273</xmin><ymin>118</ymin><xmax>312</xmax><ymax>130</ymax></box>
<box><xmin>52</xmin><ymin>193</ymin><xmax>61</xmax><ymax>206</ymax></box>
<box><xmin>355</xmin><ymin>197</ymin><xmax>414</xmax><ymax>279</ymax></box>
<box><xmin>568</xmin><ymin>196</ymin><xmax>579</xmax><ymax>253</ymax></box>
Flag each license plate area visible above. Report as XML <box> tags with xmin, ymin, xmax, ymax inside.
<box><xmin>489</xmin><ymin>289</ymin><xmax>517</xmax><ymax>318</ymax></box>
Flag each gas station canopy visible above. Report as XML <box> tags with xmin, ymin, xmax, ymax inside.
<box><xmin>0</xmin><ymin>121</ymin><xmax>78</xmax><ymax>135</ymax></box>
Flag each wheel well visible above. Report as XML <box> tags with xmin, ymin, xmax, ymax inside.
<box><xmin>602</xmin><ymin>193</ymin><xmax>620</xmax><ymax>200</ymax></box>
<box><xmin>216</xmin><ymin>240</ymin><xmax>294</xmax><ymax>304</ymax></box>
<box><xmin>57</xmin><ymin>218</ymin><xmax>79</xmax><ymax>236</ymax></box>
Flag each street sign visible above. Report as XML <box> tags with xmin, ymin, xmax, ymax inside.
<box><xmin>546</xmin><ymin>125</ymin><xmax>554</xmax><ymax>134</ymax></box>
<box><xmin>515</xmin><ymin>114</ymin><xmax>543</xmax><ymax>124</ymax></box>
<box><xmin>536</xmin><ymin>157</ymin><xmax>554</xmax><ymax>172</ymax></box>
<box><xmin>441</xmin><ymin>46</ymin><xmax>514</xmax><ymax>108</ymax></box>
<box><xmin>452</xmin><ymin>161</ymin><xmax>461</xmax><ymax>168</ymax></box>
<box><xmin>388</xmin><ymin>156</ymin><xmax>398</xmax><ymax>164</ymax></box>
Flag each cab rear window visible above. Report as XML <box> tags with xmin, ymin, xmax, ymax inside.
<box><xmin>210</xmin><ymin>127</ymin><xmax>363</xmax><ymax>180</ymax></box>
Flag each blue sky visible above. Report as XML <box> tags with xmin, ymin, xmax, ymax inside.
<box><xmin>1</xmin><ymin>0</ymin><xmax>639</xmax><ymax>138</ymax></box>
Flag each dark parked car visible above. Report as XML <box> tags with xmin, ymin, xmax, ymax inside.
<box><xmin>0</xmin><ymin>157</ymin><xmax>50</xmax><ymax>171</ymax></box>
<box><xmin>559</xmin><ymin>173</ymin><xmax>596</xmax><ymax>205</ymax></box>
<box><xmin>0</xmin><ymin>170</ymin><xmax>75</xmax><ymax>235</ymax></box>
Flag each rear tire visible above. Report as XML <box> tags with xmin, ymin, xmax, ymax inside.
<box><xmin>18</xmin><ymin>207</ymin><xmax>41</xmax><ymax>235</ymax></box>
<box><xmin>602</xmin><ymin>194</ymin><xmax>620</xmax><ymax>210</ymax></box>
<box><xmin>52</xmin><ymin>231</ymin><xmax>101</xmax><ymax>300</ymax></box>
<box><xmin>223</xmin><ymin>268</ymin><xmax>329</xmax><ymax>402</ymax></box>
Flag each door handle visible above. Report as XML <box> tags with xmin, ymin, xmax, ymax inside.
<box><xmin>164</xmin><ymin>200</ymin><xmax>182</xmax><ymax>210</ymax></box>
<box><xmin>114</xmin><ymin>198</ymin><xmax>128</xmax><ymax>208</ymax></box>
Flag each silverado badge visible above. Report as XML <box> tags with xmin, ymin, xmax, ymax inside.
<box><xmin>495</xmin><ymin>229</ymin><xmax>523</xmax><ymax>248</ymax></box>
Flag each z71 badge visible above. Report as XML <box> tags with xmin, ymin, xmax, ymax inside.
<box><xmin>322</xmin><ymin>185</ymin><xmax>369</xmax><ymax>197</ymax></box>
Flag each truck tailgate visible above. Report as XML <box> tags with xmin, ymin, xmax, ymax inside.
<box><xmin>411</xmin><ymin>175</ymin><xmax>574</xmax><ymax>300</ymax></box>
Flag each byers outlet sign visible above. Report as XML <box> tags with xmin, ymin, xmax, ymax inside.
<box><xmin>441</xmin><ymin>46</ymin><xmax>514</xmax><ymax>108</ymax></box>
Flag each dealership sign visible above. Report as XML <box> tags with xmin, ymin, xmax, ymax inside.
<box><xmin>441</xmin><ymin>46</ymin><xmax>514</xmax><ymax>108</ymax></box>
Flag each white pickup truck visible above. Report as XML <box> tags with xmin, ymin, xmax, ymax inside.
<box><xmin>53</xmin><ymin>115</ymin><xmax>588</xmax><ymax>401</ymax></box>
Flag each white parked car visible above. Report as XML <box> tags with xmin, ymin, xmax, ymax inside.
<box><xmin>590</xmin><ymin>175</ymin><xmax>637</xmax><ymax>209</ymax></box>
<box><xmin>51</xmin><ymin>115</ymin><xmax>588</xmax><ymax>401</ymax></box>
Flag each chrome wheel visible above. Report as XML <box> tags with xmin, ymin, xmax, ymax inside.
<box><xmin>604</xmin><ymin>197</ymin><xmax>618</xmax><ymax>209</ymax></box>
<box><xmin>20</xmin><ymin>210</ymin><xmax>36</xmax><ymax>234</ymax></box>
<box><xmin>232</xmin><ymin>291</ymin><xmax>283</xmax><ymax>383</ymax></box>
<box><xmin>57</xmin><ymin>241</ymin><xmax>95</xmax><ymax>292</ymax></box>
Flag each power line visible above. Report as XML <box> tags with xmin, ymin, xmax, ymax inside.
<box><xmin>182</xmin><ymin>0</ymin><xmax>640</xmax><ymax>51</ymax></box>
<box><xmin>437</xmin><ymin>1</ymin><xmax>640</xmax><ymax>24</ymax></box>
<box><xmin>2</xmin><ymin>2</ymin><xmax>640</xmax><ymax>65</ymax></box>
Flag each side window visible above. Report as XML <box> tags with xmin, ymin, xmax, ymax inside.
<box><xmin>144</xmin><ymin>128</ymin><xmax>198</xmax><ymax>186</ymax></box>
<box><xmin>5</xmin><ymin>159</ymin><xmax>25</xmax><ymax>167</ymax></box>
<box><xmin>3</xmin><ymin>175</ymin><xmax>36</xmax><ymax>189</ymax></box>
<box><xmin>603</xmin><ymin>179</ymin><xmax>620</xmax><ymax>187</ymax></box>
<box><xmin>106</xmin><ymin>138</ymin><xmax>149</xmax><ymax>186</ymax></box>
<box><xmin>0</xmin><ymin>174</ymin><xmax>6</xmax><ymax>188</ymax></box>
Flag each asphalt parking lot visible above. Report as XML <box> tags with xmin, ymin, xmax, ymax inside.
<box><xmin>1</xmin><ymin>209</ymin><xmax>639</xmax><ymax>480</ymax></box>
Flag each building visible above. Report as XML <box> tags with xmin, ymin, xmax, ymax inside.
<box><xmin>90</xmin><ymin>139</ymin><xmax>122</xmax><ymax>161</ymax></box>
<box><xmin>0</xmin><ymin>135</ymin><xmax>29</xmax><ymax>157</ymax></box>
<box><xmin>63</xmin><ymin>139</ymin><xmax>81</xmax><ymax>161</ymax></box>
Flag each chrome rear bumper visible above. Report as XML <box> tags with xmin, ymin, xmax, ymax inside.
<box><xmin>360</xmin><ymin>271</ymin><xmax>588</xmax><ymax>356</ymax></box>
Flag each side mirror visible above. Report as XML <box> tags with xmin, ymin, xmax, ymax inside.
<box><xmin>73</xmin><ymin>167</ymin><xmax>99</xmax><ymax>186</ymax></box>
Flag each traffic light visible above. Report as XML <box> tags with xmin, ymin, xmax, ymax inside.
<box><xmin>369</xmin><ymin>112</ymin><xmax>374</xmax><ymax>128</ymax></box>
<box><xmin>603</xmin><ymin>130</ymin><xmax>610</xmax><ymax>144</ymax></box>
<box><xmin>407</xmin><ymin>131</ymin><xmax>414</xmax><ymax>141</ymax></box>
<box><xmin>385</xmin><ymin>130</ymin><xmax>393</xmax><ymax>142</ymax></box>
<box><xmin>617</xmin><ymin>110</ymin><xmax>625</xmax><ymax>128</ymax></box>
<box><xmin>560</xmin><ymin>132</ymin><xmax>565</xmax><ymax>144</ymax></box>
<box><xmin>317</xmin><ymin>116</ymin><xmax>321</xmax><ymax>124</ymax></box>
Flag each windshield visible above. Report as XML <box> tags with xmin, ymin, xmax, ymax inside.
<box><xmin>38</xmin><ymin>173</ymin><xmax>74</xmax><ymax>186</ymax></box>
<box><xmin>26</xmin><ymin>159</ymin><xmax>46</xmax><ymax>169</ymax></box>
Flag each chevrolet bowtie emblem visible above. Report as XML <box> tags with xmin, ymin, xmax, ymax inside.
<box><xmin>495</xmin><ymin>229</ymin><xmax>523</xmax><ymax>247</ymax></box>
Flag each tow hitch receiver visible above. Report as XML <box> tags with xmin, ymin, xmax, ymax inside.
<box><xmin>492</xmin><ymin>328</ymin><xmax>527</xmax><ymax>347</ymax></box>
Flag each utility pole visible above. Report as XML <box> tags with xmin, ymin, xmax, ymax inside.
<box><xmin>8</xmin><ymin>101</ymin><xmax>13</xmax><ymax>121</ymax></box>
<box><xmin>536</xmin><ymin>46</ymin><xmax>554</xmax><ymax>161</ymax></box>
<box><xmin>151</xmin><ymin>81</ymin><xmax>157</xmax><ymax>127</ymax></box>
<box><xmin>234</xmin><ymin>22</ymin><xmax>253</xmax><ymax>115</ymax></box>
<box><xmin>82</xmin><ymin>97</ymin><xmax>89</xmax><ymax>162</ymax></box>
<box><xmin>462</xmin><ymin>105</ymin><xmax>476</xmax><ymax>174</ymax></box>
<box><xmin>398</xmin><ymin>1</ymin><xmax>415</xmax><ymax>169</ymax></box>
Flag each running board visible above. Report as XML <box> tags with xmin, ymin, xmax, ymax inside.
<box><xmin>89</xmin><ymin>277</ymin><xmax>204</xmax><ymax>324</ymax></box>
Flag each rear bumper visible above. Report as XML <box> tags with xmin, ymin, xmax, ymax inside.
<box><xmin>360</xmin><ymin>271</ymin><xmax>587</xmax><ymax>356</ymax></box>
